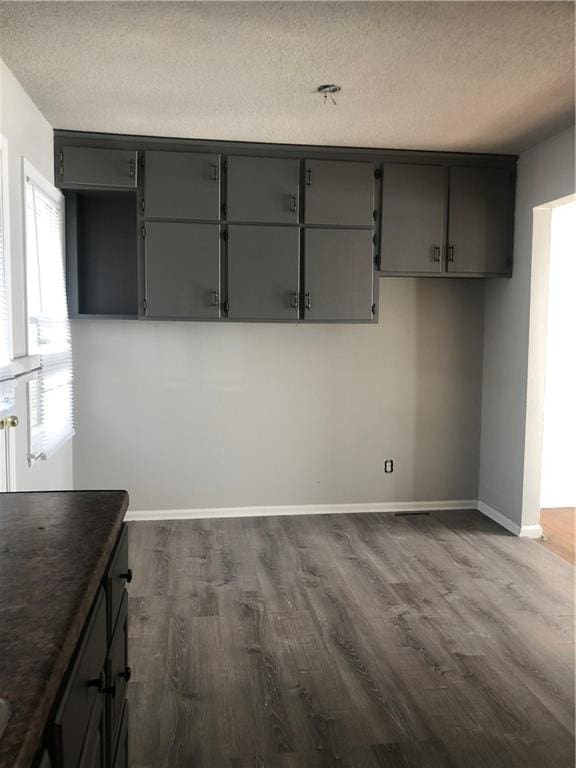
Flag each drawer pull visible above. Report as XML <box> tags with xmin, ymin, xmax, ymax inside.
<box><xmin>119</xmin><ymin>666</ymin><xmax>132</xmax><ymax>682</ymax></box>
<box><xmin>86</xmin><ymin>673</ymin><xmax>104</xmax><ymax>692</ymax></box>
<box><xmin>119</xmin><ymin>568</ymin><xmax>133</xmax><ymax>583</ymax></box>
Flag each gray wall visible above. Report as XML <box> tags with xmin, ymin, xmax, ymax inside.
<box><xmin>479</xmin><ymin>126</ymin><xmax>575</xmax><ymax>528</ymax></box>
<box><xmin>73</xmin><ymin>278</ymin><xmax>484</xmax><ymax>511</ymax></box>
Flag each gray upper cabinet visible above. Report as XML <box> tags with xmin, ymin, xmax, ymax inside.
<box><xmin>304</xmin><ymin>160</ymin><xmax>375</xmax><ymax>226</ymax></box>
<box><xmin>144</xmin><ymin>222</ymin><xmax>220</xmax><ymax>319</ymax></box>
<box><xmin>60</xmin><ymin>147</ymin><xmax>137</xmax><ymax>189</ymax></box>
<box><xmin>227</xmin><ymin>157</ymin><xmax>299</xmax><ymax>223</ymax></box>
<box><xmin>304</xmin><ymin>229</ymin><xmax>375</xmax><ymax>321</ymax></box>
<box><xmin>447</xmin><ymin>167</ymin><xmax>513</xmax><ymax>275</ymax></box>
<box><xmin>380</xmin><ymin>164</ymin><xmax>446</xmax><ymax>273</ymax></box>
<box><xmin>144</xmin><ymin>151</ymin><xmax>220</xmax><ymax>220</ymax></box>
<box><xmin>227</xmin><ymin>226</ymin><xmax>300</xmax><ymax>320</ymax></box>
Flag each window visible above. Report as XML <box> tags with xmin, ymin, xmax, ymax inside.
<box><xmin>0</xmin><ymin>134</ymin><xmax>15</xmax><ymax>416</ymax></box>
<box><xmin>24</xmin><ymin>161</ymin><xmax>74</xmax><ymax>461</ymax></box>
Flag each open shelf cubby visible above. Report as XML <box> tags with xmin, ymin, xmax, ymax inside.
<box><xmin>67</xmin><ymin>191</ymin><xmax>138</xmax><ymax>318</ymax></box>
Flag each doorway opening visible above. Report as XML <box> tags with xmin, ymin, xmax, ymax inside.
<box><xmin>538</xmin><ymin>199</ymin><xmax>576</xmax><ymax>563</ymax></box>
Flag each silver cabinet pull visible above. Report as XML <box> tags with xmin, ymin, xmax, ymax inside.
<box><xmin>290</xmin><ymin>290</ymin><xmax>298</xmax><ymax>309</ymax></box>
<box><xmin>305</xmin><ymin>292</ymin><xmax>311</xmax><ymax>311</ymax></box>
<box><xmin>0</xmin><ymin>415</ymin><xmax>18</xmax><ymax>430</ymax></box>
<box><xmin>432</xmin><ymin>244</ymin><xmax>441</xmax><ymax>262</ymax></box>
<box><xmin>289</xmin><ymin>194</ymin><xmax>297</xmax><ymax>213</ymax></box>
<box><xmin>211</xmin><ymin>290</ymin><xmax>220</xmax><ymax>306</ymax></box>
<box><xmin>448</xmin><ymin>244</ymin><xmax>455</xmax><ymax>262</ymax></box>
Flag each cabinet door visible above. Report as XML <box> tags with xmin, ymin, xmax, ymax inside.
<box><xmin>60</xmin><ymin>147</ymin><xmax>137</xmax><ymax>189</ymax></box>
<box><xmin>77</xmin><ymin>694</ymin><xmax>106</xmax><ymax>768</ymax></box>
<box><xmin>107</xmin><ymin>593</ymin><xmax>128</xmax><ymax>749</ymax></box>
<box><xmin>145</xmin><ymin>222</ymin><xmax>221</xmax><ymax>319</ymax></box>
<box><xmin>304</xmin><ymin>229</ymin><xmax>374</xmax><ymax>321</ymax></box>
<box><xmin>144</xmin><ymin>151</ymin><xmax>220</xmax><ymax>220</ymax></box>
<box><xmin>447</xmin><ymin>167</ymin><xmax>514</xmax><ymax>275</ymax></box>
<box><xmin>112</xmin><ymin>703</ymin><xmax>128</xmax><ymax>768</ymax></box>
<box><xmin>227</xmin><ymin>157</ymin><xmax>299</xmax><ymax>223</ymax></box>
<box><xmin>227</xmin><ymin>226</ymin><xmax>300</xmax><ymax>320</ymax></box>
<box><xmin>50</xmin><ymin>591</ymin><xmax>107</xmax><ymax>768</ymax></box>
<box><xmin>381</xmin><ymin>164</ymin><xmax>446</xmax><ymax>273</ymax></box>
<box><xmin>304</xmin><ymin>160</ymin><xmax>375</xmax><ymax>226</ymax></box>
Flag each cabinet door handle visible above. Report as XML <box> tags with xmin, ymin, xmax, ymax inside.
<box><xmin>290</xmin><ymin>290</ymin><xmax>298</xmax><ymax>309</ymax></box>
<box><xmin>432</xmin><ymin>245</ymin><xmax>441</xmax><ymax>263</ymax></box>
<box><xmin>87</xmin><ymin>672</ymin><xmax>104</xmax><ymax>692</ymax></box>
<box><xmin>119</xmin><ymin>568</ymin><xmax>133</xmax><ymax>583</ymax></box>
<box><xmin>289</xmin><ymin>194</ymin><xmax>297</xmax><ymax>213</ymax></box>
<box><xmin>305</xmin><ymin>292</ymin><xmax>311</xmax><ymax>311</ymax></box>
<box><xmin>306</xmin><ymin>168</ymin><xmax>312</xmax><ymax>187</ymax></box>
<box><xmin>119</xmin><ymin>666</ymin><xmax>132</xmax><ymax>682</ymax></box>
<box><xmin>129</xmin><ymin>159</ymin><xmax>135</xmax><ymax>178</ymax></box>
<box><xmin>211</xmin><ymin>289</ymin><xmax>220</xmax><ymax>306</ymax></box>
<box><xmin>448</xmin><ymin>245</ymin><xmax>455</xmax><ymax>262</ymax></box>
<box><xmin>209</xmin><ymin>162</ymin><xmax>219</xmax><ymax>182</ymax></box>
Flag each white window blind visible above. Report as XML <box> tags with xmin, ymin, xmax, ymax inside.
<box><xmin>25</xmin><ymin>167</ymin><xmax>74</xmax><ymax>461</ymax></box>
<box><xmin>0</xmin><ymin>136</ymin><xmax>15</xmax><ymax>417</ymax></box>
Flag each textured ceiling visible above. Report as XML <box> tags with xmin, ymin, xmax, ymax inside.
<box><xmin>0</xmin><ymin>1</ymin><xmax>574</xmax><ymax>153</ymax></box>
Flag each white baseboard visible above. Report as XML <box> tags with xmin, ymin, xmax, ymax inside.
<box><xmin>476</xmin><ymin>500</ymin><xmax>543</xmax><ymax>539</ymax></box>
<box><xmin>126</xmin><ymin>499</ymin><xmax>476</xmax><ymax>523</ymax></box>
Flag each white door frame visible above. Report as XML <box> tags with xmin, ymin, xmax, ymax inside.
<box><xmin>522</xmin><ymin>193</ymin><xmax>576</xmax><ymax>528</ymax></box>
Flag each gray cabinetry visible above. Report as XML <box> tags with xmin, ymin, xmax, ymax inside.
<box><xmin>60</xmin><ymin>147</ymin><xmax>137</xmax><ymax>189</ymax></box>
<box><xmin>304</xmin><ymin>229</ymin><xmax>375</xmax><ymax>321</ymax></box>
<box><xmin>144</xmin><ymin>151</ymin><xmax>220</xmax><ymax>220</ymax></box>
<box><xmin>447</xmin><ymin>167</ymin><xmax>513</xmax><ymax>275</ymax></box>
<box><xmin>144</xmin><ymin>222</ymin><xmax>221</xmax><ymax>319</ymax></box>
<box><xmin>227</xmin><ymin>226</ymin><xmax>300</xmax><ymax>320</ymax></box>
<box><xmin>227</xmin><ymin>156</ymin><xmax>299</xmax><ymax>223</ymax></box>
<box><xmin>304</xmin><ymin>160</ymin><xmax>375</xmax><ymax>226</ymax></box>
<box><xmin>380</xmin><ymin>164</ymin><xmax>446</xmax><ymax>273</ymax></box>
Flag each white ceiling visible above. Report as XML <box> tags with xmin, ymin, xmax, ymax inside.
<box><xmin>0</xmin><ymin>1</ymin><xmax>574</xmax><ymax>153</ymax></box>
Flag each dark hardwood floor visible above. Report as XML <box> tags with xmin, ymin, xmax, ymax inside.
<box><xmin>127</xmin><ymin>510</ymin><xmax>575</xmax><ymax>768</ymax></box>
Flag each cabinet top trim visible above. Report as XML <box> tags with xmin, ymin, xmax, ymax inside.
<box><xmin>54</xmin><ymin>129</ymin><xmax>517</xmax><ymax>168</ymax></box>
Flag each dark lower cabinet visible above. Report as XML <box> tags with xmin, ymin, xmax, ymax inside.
<box><xmin>144</xmin><ymin>221</ymin><xmax>221</xmax><ymax>319</ymax></box>
<box><xmin>45</xmin><ymin>525</ymin><xmax>130</xmax><ymax>768</ymax></box>
<box><xmin>227</xmin><ymin>226</ymin><xmax>300</xmax><ymax>320</ymax></box>
<box><xmin>303</xmin><ymin>229</ymin><xmax>375</xmax><ymax>321</ymax></box>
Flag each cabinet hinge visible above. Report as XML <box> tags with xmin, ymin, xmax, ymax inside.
<box><xmin>374</xmin><ymin>168</ymin><xmax>382</xmax><ymax>180</ymax></box>
<box><xmin>371</xmin><ymin>303</ymin><xmax>376</xmax><ymax>315</ymax></box>
<box><xmin>372</xmin><ymin>233</ymin><xmax>377</xmax><ymax>246</ymax></box>
<box><xmin>224</xmin><ymin>300</ymin><xmax>229</xmax><ymax>313</ymax></box>
<box><xmin>142</xmin><ymin>298</ymin><xmax>147</xmax><ymax>313</ymax></box>
<box><xmin>140</xmin><ymin>154</ymin><xmax>145</xmax><ymax>168</ymax></box>
<box><xmin>141</xmin><ymin>199</ymin><xmax>145</xmax><ymax>213</ymax></box>
<box><xmin>222</xmin><ymin>229</ymin><xmax>229</xmax><ymax>242</ymax></box>
<box><xmin>221</xmin><ymin>203</ymin><xmax>227</xmax><ymax>218</ymax></box>
<box><xmin>141</xmin><ymin>226</ymin><xmax>146</xmax><ymax>238</ymax></box>
<box><xmin>223</xmin><ymin>159</ymin><xmax>228</xmax><ymax>173</ymax></box>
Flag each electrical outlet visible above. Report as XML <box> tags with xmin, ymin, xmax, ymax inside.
<box><xmin>384</xmin><ymin>459</ymin><xmax>394</xmax><ymax>474</ymax></box>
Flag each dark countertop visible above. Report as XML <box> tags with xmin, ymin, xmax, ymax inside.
<box><xmin>0</xmin><ymin>490</ymin><xmax>129</xmax><ymax>768</ymax></box>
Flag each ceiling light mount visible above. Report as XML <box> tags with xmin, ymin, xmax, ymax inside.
<box><xmin>317</xmin><ymin>84</ymin><xmax>341</xmax><ymax>105</ymax></box>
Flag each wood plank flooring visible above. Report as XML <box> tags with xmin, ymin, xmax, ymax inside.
<box><xmin>540</xmin><ymin>508</ymin><xmax>575</xmax><ymax>565</ymax></box>
<box><xmin>127</xmin><ymin>510</ymin><xmax>575</xmax><ymax>768</ymax></box>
